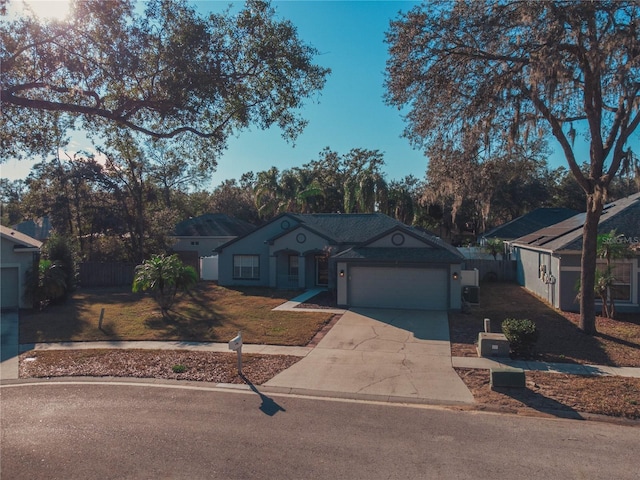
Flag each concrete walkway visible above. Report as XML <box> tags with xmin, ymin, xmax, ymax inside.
<box><xmin>452</xmin><ymin>356</ymin><xmax>640</xmax><ymax>378</ymax></box>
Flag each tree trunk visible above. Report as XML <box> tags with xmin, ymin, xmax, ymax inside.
<box><xmin>579</xmin><ymin>193</ymin><xmax>604</xmax><ymax>334</ymax></box>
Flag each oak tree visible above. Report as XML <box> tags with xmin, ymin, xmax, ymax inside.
<box><xmin>1</xmin><ymin>0</ymin><xmax>329</xmax><ymax>164</ymax></box>
<box><xmin>385</xmin><ymin>0</ymin><xmax>640</xmax><ymax>333</ymax></box>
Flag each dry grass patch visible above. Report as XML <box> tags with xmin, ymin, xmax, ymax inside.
<box><xmin>455</xmin><ymin>368</ymin><xmax>640</xmax><ymax>419</ymax></box>
<box><xmin>20</xmin><ymin>283</ymin><xmax>336</xmax><ymax>346</ymax></box>
<box><xmin>450</xmin><ymin>282</ymin><xmax>640</xmax><ymax>367</ymax></box>
<box><xmin>450</xmin><ymin>282</ymin><xmax>640</xmax><ymax>419</ymax></box>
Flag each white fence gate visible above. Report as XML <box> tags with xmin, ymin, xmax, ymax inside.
<box><xmin>200</xmin><ymin>255</ymin><xmax>219</xmax><ymax>281</ymax></box>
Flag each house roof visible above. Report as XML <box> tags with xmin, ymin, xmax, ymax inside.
<box><xmin>286</xmin><ymin>213</ymin><xmax>406</xmax><ymax>244</ymax></box>
<box><xmin>1</xmin><ymin>225</ymin><xmax>43</xmax><ymax>250</ymax></box>
<box><xmin>13</xmin><ymin>217</ymin><xmax>52</xmax><ymax>241</ymax></box>
<box><xmin>482</xmin><ymin>208</ymin><xmax>579</xmax><ymax>240</ymax></box>
<box><xmin>172</xmin><ymin>213</ymin><xmax>255</xmax><ymax>238</ymax></box>
<box><xmin>512</xmin><ymin>192</ymin><xmax>640</xmax><ymax>252</ymax></box>
<box><xmin>219</xmin><ymin>212</ymin><xmax>462</xmax><ymax>260</ymax></box>
<box><xmin>333</xmin><ymin>246</ymin><xmax>463</xmax><ymax>264</ymax></box>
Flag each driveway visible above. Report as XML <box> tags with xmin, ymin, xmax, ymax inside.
<box><xmin>264</xmin><ymin>308</ymin><xmax>474</xmax><ymax>405</ymax></box>
<box><xmin>1</xmin><ymin>309</ymin><xmax>19</xmax><ymax>380</ymax></box>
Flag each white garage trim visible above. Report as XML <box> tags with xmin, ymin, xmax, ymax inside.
<box><xmin>348</xmin><ymin>266</ymin><xmax>448</xmax><ymax>310</ymax></box>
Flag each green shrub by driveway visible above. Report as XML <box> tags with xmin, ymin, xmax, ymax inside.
<box><xmin>501</xmin><ymin>318</ymin><xmax>539</xmax><ymax>358</ymax></box>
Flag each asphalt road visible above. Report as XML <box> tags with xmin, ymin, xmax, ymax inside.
<box><xmin>1</xmin><ymin>381</ymin><xmax>638</xmax><ymax>480</ymax></box>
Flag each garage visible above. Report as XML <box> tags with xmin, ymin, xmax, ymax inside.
<box><xmin>1</xmin><ymin>267</ymin><xmax>20</xmax><ymax>310</ymax></box>
<box><xmin>348</xmin><ymin>266</ymin><xmax>448</xmax><ymax>310</ymax></box>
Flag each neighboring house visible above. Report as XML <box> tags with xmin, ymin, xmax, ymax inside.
<box><xmin>216</xmin><ymin>213</ymin><xmax>465</xmax><ymax>311</ymax></box>
<box><xmin>171</xmin><ymin>213</ymin><xmax>256</xmax><ymax>258</ymax></box>
<box><xmin>1</xmin><ymin>225</ymin><xmax>42</xmax><ymax>310</ymax></box>
<box><xmin>510</xmin><ymin>193</ymin><xmax>640</xmax><ymax>313</ymax></box>
<box><xmin>13</xmin><ymin>217</ymin><xmax>52</xmax><ymax>241</ymax></box>
<box><xmin>481</xmin><ymin>208</ymin><xmax>579</xmax><ymax>244</ymax></box>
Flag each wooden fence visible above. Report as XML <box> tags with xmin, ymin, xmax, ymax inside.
<box><xmin>79</xmin><ymin>262</ymin><xmax>136</xmax><ymax>287</ymax></box>
<box><xmin>79</xmin><ymin>251</ymin><xmax>201</xmax><ymax>288</ymax></box>
<box><xmin>463</xmin><ymin>259</ymin><xmax>517</xmax><ymax>282</ymax></box>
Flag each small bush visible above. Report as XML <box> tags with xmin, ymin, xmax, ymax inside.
<box><xmin>501</xmin><ymin>318</ymin><xmax>539</xmax><ymax>358</ymax></box>
<box><xmin>172</xmin><ymin>364</ymin><xmax>187</xmax><ymax>373</ymax></box>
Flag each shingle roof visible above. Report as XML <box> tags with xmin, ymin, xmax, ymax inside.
<box><xmin>333</xmin><ymin>247</ymin><xmax>463</xmax><ymax>264</ymax></box>
<box><xmin>173</xmin><ymin>213</ymin><xmax>255</xmax><ymax>237</ymax></box>
<box><xmin>512</xmin><ymin>193</ymin><xmax>640</xmax><ymax>252</ymax></box>
<box><xmin>482</xmin><ymin>208</ymin><xmax>579</xmax><ymax>240</ymax></box>
<box><xmin>219</xmin><ymin>212</ymin><xmax>462</xmax><ymax>259</ymax></box>
<box><xmin>286</xmin><ymin>213</ymin><xmax>404</xmax><ymax>244</ymax></box>
<box><xmin>0</xmin><ymin>225</ymin><xmax>43</xmax><ymax>249</ymax></box>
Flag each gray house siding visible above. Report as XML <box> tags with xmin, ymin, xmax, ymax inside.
<box><xmin>514</xmin><ymin>246</ymin><xmax>560</xmax><ymax>308</ymax></box>
<box><xmin>270</xmin><ymin>227</ymin><xmax>343</xmax><ymax>290</ymax></box>
<box><xmin>217</xmin><ymin>217</ymin><xmax>300</xmax><ymax>287</ymax></box>
<box><xmin>172</xmin><ymin>237</ymin><xmax>235</xmax><ymax>257</ymax></box>
<box><xmin>1</xmin><ymin>228</ymin><xmax>41</xmax><ymax>309</ymax></box>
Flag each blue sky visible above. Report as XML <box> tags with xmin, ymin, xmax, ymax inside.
<box><xmin>2</xmin><ymin>0</ymin><xmax>637</xmax><ymax>187</ymax></box>
<box><xmin>201</xmin><ymin>0</ymin><xmax>431</xmax><ymax>186</ymax></box>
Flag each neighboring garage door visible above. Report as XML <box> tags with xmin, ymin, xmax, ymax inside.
<box><xmin>348</xmin><ymin>266</ymin><xmax>448</xmax><ymax>310</ymax></box>
<box><xmin>1</xmin><ymin>267</ymin><xmax>20</xmax><ymax>310</ymax></box>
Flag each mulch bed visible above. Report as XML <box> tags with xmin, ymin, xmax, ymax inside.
<box><xmin>20</xmin><ymin>350</ymin><xmax>301</xmax><ymax>385</ymax></box>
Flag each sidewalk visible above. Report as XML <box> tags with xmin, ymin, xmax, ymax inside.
<box><xmin>452</xmin><ymin>356</ymin><xmax>640</xmax><ymax>378</ymax></box>
<box><xmin>19</xmin><ymin>340</ymin><xmax>312</xmax><ymax>357</ymax></box>
<box><xmin>14</xmin><ymin>342</ymin><xmax>640</xmax><ymax>379</ymax></box>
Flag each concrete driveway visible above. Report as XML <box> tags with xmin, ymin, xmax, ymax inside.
<box><xmin>264</xmin><ymin>308</ymin><xmax>474</xmax><ymax>405</ymax></box>
<box><xmin>1</xmin><ymin>309</ymin><xmax>19</xmax><ymax>380</ymax></box>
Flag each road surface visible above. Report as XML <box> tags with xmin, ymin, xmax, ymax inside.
<box><xmin>1</xmin><ymin>381</ymin><xmax>638</xmax><ymax>479</ymax></box>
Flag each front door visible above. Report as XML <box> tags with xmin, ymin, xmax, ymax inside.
<box><xmin>315</xmin><ymin>255</ymin><xmax>328</xmax><ymax>286</ymax></box>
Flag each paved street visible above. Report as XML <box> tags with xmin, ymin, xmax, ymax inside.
<box><xmin>1</xmin><ymin>382</ymin><xmax>638</xmax><ymax>480</ymax></box>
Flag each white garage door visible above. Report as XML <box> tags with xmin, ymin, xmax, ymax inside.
<box><xmin>348</xmin><ymin>266</ymin><xmax>448</xmax><ymax>310</ymax></box>
<box><xmin>1</xmin><ymin>268</ymin><xmax>20</xmax><ymax>310</ymax></box>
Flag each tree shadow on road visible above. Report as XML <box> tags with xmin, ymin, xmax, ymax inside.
<box><xmin>240</xmin><ymin>373</ymin><xmax>286</xmax><ymax>416</ymax></box>
<box><xmin>491</xmin><ymin>386</ymin><xmax>585</xmax><ymax>420</ymax></box>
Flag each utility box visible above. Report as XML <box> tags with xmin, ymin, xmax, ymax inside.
<box><xmin>477</xmin><ymin>332</ymin><xmax>510</xmax><ymax>357</ymax></box>
<box><xmin>463</xmin><ymin>285</ymin><xmax>480</xmax><ymax>304</ymax></box>
<box><xmin>490</xmin><ymin>367</ymin><xmax>526</xmax><ymax>389</ymax></box>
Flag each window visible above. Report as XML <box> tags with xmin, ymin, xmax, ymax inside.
<box><xmin>289</xmin><ymin>255</ymin><xmax>299</xmax><ymax>277</ymax></box>
<box><xmin>597</xmin><ymin>261</ymin><xmax>631</xmax><ymax>301</ymax></box>
<box><xmin>233</xmin><ymin>255</ymin><xmax>260</xmax><ymax>279</ymax></box>
<box><xmin>190</xmin><ymin>241</ymin><xmax>199</xmax><ymax>246</ymax></box>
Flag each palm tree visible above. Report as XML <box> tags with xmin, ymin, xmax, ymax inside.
<box><xmin>342</xmin><ymin>149</ymin><xmax>388</xmax><ymax>213</ymax></box>
<box><xmin>254</xmin><ymin>167</ymin><xmax>283</xmax><ymax>219</ymax></box>
<box><xmin>132</xmin><ymin>254</ymin><xmax>197</xmax><ymax>318</ymax></box>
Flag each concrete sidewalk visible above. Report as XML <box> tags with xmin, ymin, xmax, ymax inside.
<box><xmin>452</xmin><ymin>356</ymin><xmax>640</xmax><ymax>378</ymax></box>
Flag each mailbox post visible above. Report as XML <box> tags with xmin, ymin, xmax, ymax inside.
<box><xmin>228</xmin><ymin>331</ymin><xmax>243</xmax><ymax>375</ymax></box>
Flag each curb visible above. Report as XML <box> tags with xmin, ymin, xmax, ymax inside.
<box><xmin>3</xmin><ymin>376</ymin><xmax>638</xmax><ymax>426</ymax></box>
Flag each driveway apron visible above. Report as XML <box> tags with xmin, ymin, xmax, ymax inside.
<box><xmin>1</xmin><ymin>310</ymin><xmax>19</xmax><ymax>380</ymax></box>
<box><xmin>264</xmin><ymin>308</ymin><xmax>474</xmax><ymax>405</ymax></box>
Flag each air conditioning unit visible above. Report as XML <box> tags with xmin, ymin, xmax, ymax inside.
<box><xmin>463</xmin><ymin>286</ymin><xmax>480</xmax><ymax>304</ymax></box>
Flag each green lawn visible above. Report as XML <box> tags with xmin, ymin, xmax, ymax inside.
<box><xmin>20</xmin><ymin>283</ymin><xmax>335</xmax><ymax>346</ymax></box>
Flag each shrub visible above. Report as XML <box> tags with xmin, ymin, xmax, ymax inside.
<box><xmin>172</xmin><ymin>364</ymin><xmax>187</xmax><ymax>373</ymax></box>
<box><xmin>501</xmin><ymin>318</ymin><xmax>539</xmax><ymax>358</ymax></box>
<box><xmin>24</xmin><ymin>259</ymin><xmax>68</xmax><ymax>310</ymax></box>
